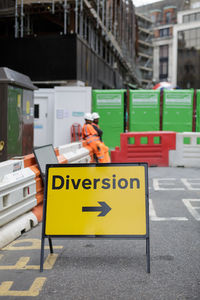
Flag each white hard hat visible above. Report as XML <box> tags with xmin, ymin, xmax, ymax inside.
<box><xmin>84</xmin><ymin>112</ymin><xmax>93</xmax><ymax>121</ymax></box>
<box><xmin>92</xmin><ymin>112</ymin><xmax>100</xmax><ymax>120</ymax></box>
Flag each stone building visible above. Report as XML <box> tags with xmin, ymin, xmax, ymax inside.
<box><xmin>136</xmin><ymin>0</ymin><xmax>199</xmax><ymax>87</ymax></box>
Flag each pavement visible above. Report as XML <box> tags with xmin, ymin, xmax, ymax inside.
<box><xmin>0</xmin><ymin>167</ymin><xmax>200</xmax><ymax>300</ymax></box>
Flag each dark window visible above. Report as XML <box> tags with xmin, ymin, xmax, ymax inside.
<box><xmin>34</xmin><ymin>104</ymin><xmax>39</xmax><ymax>119</ymax></box>
<box><xmin>177</xmin><ymin>28</ymin><xmax>200</xmax><ymax>88</ymax></box>
<box><xmin>159</xmin><ymin>45</ymin><xmax>168</xmax><ymax>80</ymax></box>
<box><xmin>166</xmin><ymin>12</ymin><xmax>171</xmax><ymax>24</ymax></box>
<box><xmin>160</xmin><ymin>61</ymin><xmax>168</xmax><ymax>77</ymax></box>
<box><xmin>160</xmin><ymin>28</ymin><xmax>169</xmax><ymax>37</ymax></box>
<box><xmin>160</xmin><ymin>45</ymin><xmax>168</xmax><ymax>57</ymax></box>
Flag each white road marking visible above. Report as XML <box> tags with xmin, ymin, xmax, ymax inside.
<box><xmin>182</xmin><ymin>199</ymin><xmax>200</xmax><ymax>221</ymax></box>
<box><xmin>153</xmin><ymin>178</ymin><xmax>185</xmax><ymax>191</ymax></box>
<box><xmin>181</xmin><ymin>179</ymin><xmax>200</xmax><ymax>190</ymax></box>
<box><xmin>149</xmin><ymin>199</ymin><xmax>188</xmax><ymax>221</ymax></box>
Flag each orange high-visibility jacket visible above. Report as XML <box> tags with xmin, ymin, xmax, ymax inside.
<box><xmin>82</xmin><ymin>123</ymin><xmax>100</xmax><ymax>144</ymax></box>
<box><xmin>82</xmin><ymin>123</ymin><xmax>105</xmax><ymax>162</ymax></box>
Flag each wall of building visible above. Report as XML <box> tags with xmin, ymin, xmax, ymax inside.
<box><xmin>0</xmin><ymin>0</ymin><xmax>141</xmax><ymax>88</ymax></box>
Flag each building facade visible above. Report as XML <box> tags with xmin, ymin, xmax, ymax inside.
<box><xmin>0</xmin><ymin>0</ymin><xmax>141</xmax><ymax>89</ymax></box>
<box><xmin>137</xmin><ymin>0</ymin><xmax>200</xmax><ymax>89</ymax></box>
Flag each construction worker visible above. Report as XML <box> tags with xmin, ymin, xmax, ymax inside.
<box><xmin>91</xmin><ymin>112</ymin><xmax>103</xmax><ymax>141</ymax></box>
<box><xmin>82</xmin><ymin>113</ymin><xmax>105</xmax><ymax>163</ymax></box>
<box><xmin>91</xmin><ymin>112</ymin><xmax>111</xmax><ymax>163</ymax></box>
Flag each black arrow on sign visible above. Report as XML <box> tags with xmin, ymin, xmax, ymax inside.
<box><xmin>82</xmin><ymin>201</ymin><xmax>111</xmax><ymax>217</ymax></box>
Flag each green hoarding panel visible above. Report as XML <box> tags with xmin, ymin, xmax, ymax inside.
<box><xmin>7</xmin><ymin>85</ymin><xmax>23</xmax><ymax>157</ymax></box>
<box><xmin>162</xmin><ymin>90</ymin><xmax>194</xmax><ymax>132</ymax></box>
<box><xmin>129</xmin><ymin>90</ymin><xmax>160</xmax><ymax>144</ymax></box>
<box><xmin>92</xmin><ymin>90</ymin><xmax>125</xmax><ymax>149</ymax></box>
<box><xmin>196</xmin><ymin>90</ymin><xmax>200</xmax><ymax>132</ymax></box>
<box><xmin>129</xmin><ymin>90</ymin><xmax>160</xmax><ymax>131</ymax></box>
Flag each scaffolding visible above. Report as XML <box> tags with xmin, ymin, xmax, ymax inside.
<box><xmin>136</xmin><ymin>12</ymin><xmax>153</xmax><ymax>88</ymax></box>
<box><xmin>0</xmin><ymin>0</ymin><xmax>141</xmax><ymax>87</ymax></box>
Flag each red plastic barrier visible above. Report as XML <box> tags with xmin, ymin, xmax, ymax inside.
<box><xmin>111</xmin><ymin>131</ymin><xmax>176</xmax><ymax>166</ymax></box>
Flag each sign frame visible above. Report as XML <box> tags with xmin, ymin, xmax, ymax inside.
<box><xmin>40</xmin><ymin>162</ymin><xmax>150</xmax><ymax>273</ymax></box>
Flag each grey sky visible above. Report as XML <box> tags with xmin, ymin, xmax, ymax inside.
<box><xmin>132</xmin><ymin>0</ymin><xmax>164</xmax><ymax>7</ymax></box>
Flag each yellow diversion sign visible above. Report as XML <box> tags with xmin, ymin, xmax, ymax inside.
<box><xmin>44</xmin><ymin>163</ymin><xmax>148</xmax><ymax>236</ymax></box>
<box><xmin>40</xmin><ymin>163</ymin><xmax>150</xmax><ymax>273</ymax></box>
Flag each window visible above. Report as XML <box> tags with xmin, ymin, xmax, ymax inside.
<box><xmin>197</xmin><ymin>13</ymin><xmax>200</xmax><ymax>21</ymax></box>
<box><xmin>34</xmin><ymin>104</ymin><xmax>39</xmax><ymax>119</ymax></box>
<box><xmin>159</xmin><ymin>45</ymin><xmax>168</xmax><ymax>80</ymax></box>
<box><xmin>160</xmin><ymin>61</ymin><xmax>168</xmax><ymax>76</ymax></box>
<box><xmin>166</xmin><ymin>12</ymin><xmax>171</xmax><ymax>24</ymax></box>
<box><xmin>183</xmin><ymin>12</ymin><xmax>200</xmax><ymax>23</ymax></box>
<box><xmin>151</xmin><ymin>14</ymin><xmax>156</xmax><ymax>22</ymax></box>
<box><xmin>160</xmin><ymin>28</ymin><xmax>170</xmax><ymax>37</ymax></box>
<box><xmin>190</xmin><ymin>13</ymin><xmax>196</xmax><ymax>22</ymax></box>
<box><xmin>160</xmin><ymin>45</ymin><xmax>168</xmax><ymax>57</ymax></box>
<box><xmin>177</xmin><ymin>28</ymin><xmax>200</xmax><ymax>88</ymax></box>
<box><xmin>178</xmin><ymin>31</ymin><xmax>184</xmax><ymax>41</ymax></box>
<box><xmin>162</xmin><ymin>62</ymin><xmax>168</xmax><ymax>74</ymax></box>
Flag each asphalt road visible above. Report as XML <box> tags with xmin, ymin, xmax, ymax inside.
<box><xmin>0</xmin><ymin>167</ymin><xmax>200</xmax><ymax>300</ymax></box>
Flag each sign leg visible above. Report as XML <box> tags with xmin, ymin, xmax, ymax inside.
<box><xmin>48</xmin><ymin>237</ymin><xmax>54</xmax><ymax>253</ymax></box>
<box><xmin>40</xmin><ymin>236</ymin><xmax>45</xmax><ymax>272</ymax></box>
<box><xmin>146</xmin><ymin>237</ymin><xmax>150</xmax><ymax>273</ymax></box>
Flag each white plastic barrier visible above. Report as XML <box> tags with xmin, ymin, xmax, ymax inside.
<box><xmin>0</xmin><ymin>141</ymin><xmax>91</xmax><ymax>249</ymax></box>
<box><xmin>57</xmin><ymin>141</ymin><xmax>82</xmax><ymax>154</ymax></box>
<box><xmin>0</xmin><ymin>159</ymin><xmax>24</xmax><ymax>181</ymax></box>
<box><xmin>57</xmin><ymin>142</ymin><xmax>91</xmax><ymax>163</ymax></box>
<box><xmin>0</xmin><ymin>168</ymin><xmax>37</xmax><ymax>227</ymax></box>
<box><xmin>0</xmin><ymin>211</ymin><xmax>38</xmax><ymax>249</ymax></box>
<box><xmin>169</xmin><ymin>132</ymin><xmax>200</xmax><ymax>167</ymax></box>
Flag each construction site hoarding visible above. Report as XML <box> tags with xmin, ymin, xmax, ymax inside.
<box><xmin>129</xmin><ymin>90</ymin><xmax>160</xmax><ymax>131</ymax></box>
<box><xmin>129</xmin><ymin>90</ymin><xmax>160</xmax><ymax>144</ymax></box>
<box><xmin>196</xmin><ymin>90</ymin><xmax>200</xmax><ymax>132</ymax></box>
<box><xmin>162</xmin><ymin>90</ymin><xmax>194</xmax><ymax>132</ymax></box>
<box><xmin>92</xmin><ymin>90</ymin><xmax>125</xmax><ymax>150</ymax></box>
